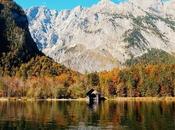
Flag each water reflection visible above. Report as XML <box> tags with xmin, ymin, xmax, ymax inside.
<box><xmin>0</xmin><ymin>101</ymin><xmax>175</xmax><ymax>130</ymax></box>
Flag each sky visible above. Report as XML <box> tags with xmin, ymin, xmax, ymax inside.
<box><xmin>14</xmin><ymin>0</ymin><xmax>127</xmax><ymax>10</ymax></box>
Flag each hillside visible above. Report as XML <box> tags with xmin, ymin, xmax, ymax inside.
<box><xmin>0</xmin><ymin>0</ymin><xmax>77</xmax><ymax>77</ymax></box>
<box><xmin>126</xmin><ymin>49</ymin><xmax>175</xmax><ymax>66</ymax></box>
<box><xmin>26</xmin><ymin>0</ymin><xmax>175</xmax><ymax>73</ymax></box>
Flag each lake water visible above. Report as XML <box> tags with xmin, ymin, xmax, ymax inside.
<box><xmin>0</xmin><ymin>101</ymin><xmax>175</xmax><ymax>130</ymax></box>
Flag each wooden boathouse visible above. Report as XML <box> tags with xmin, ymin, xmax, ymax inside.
<box><xmin>86</xmin><ymin>89</ymin><xmax>106</xmax><ymax>103</ymax></box>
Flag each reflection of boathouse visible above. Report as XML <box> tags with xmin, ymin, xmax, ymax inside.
<box><xmin>0</xmin><ymin>90</ymin><xmax>3</xmax><ymax>97</ymax></box>
<box><xmin>86</xmin><ymin>89</ymin><xmax>106</xmax><ymax>103</ymax></box>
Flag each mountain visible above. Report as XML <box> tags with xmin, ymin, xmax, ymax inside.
<box><xmin>0</xmin><ymin>0</ymin><xmax>77</xmax><ymax>77</ymax></box>
<box><xmin>26</xmin><ymin>0</ymin><xmax>175</xmax><ymax>73</ymax></box>
<box><xmin>126</xmin><ymin>49</ymin><xmax>175</xmax><ymax>66</ymax></box>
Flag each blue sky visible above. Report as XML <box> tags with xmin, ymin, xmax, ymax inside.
<box><xmin>14</xmin><ymin>0</ymin><xmax>127</xmax><ymax>10</ymax></box>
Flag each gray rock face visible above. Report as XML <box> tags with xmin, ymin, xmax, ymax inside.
<box><xmin>26</xmin><ymin>0</ymin><xmax>175</xmax><ymax>73</ymax></box>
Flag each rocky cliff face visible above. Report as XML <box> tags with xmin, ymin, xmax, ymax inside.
<box><xmin>26</xmin><ymin>0</ymin><xmax>175</xmax><ymax>73</ymax></box>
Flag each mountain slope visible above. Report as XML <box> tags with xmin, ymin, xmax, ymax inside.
<box><xmin>0</xmin><ymin>0</ymin><xmax>77</xmax><ymax>77</ymax></box>
<box><xmin>126</xmin><ymin>49</ymin><xmax>175</xmax><ymax>66</ymax></box>
<box><xmin>0</xmin><ymin>0</ymin><xmax>41</xmax><ymax>72</ymax></box>
<box><xmin>26</xmin><ymin>0</ymin><xmax>175</xmax><ymax>73</ymax></box>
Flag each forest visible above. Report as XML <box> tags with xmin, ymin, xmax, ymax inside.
<box><xmin>0</xmin><ymin>63</ymin><xmax>175</xmax><ymax>99</ymax></box>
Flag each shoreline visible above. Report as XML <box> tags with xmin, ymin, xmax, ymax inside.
<box><xmin>1</xmin><ymin>97</ymin><xmax>175</xmax><ymax>102</ymax></box>
<box><xmin>109</xmin><ymin>97</ymin><xmax>175</xmax><ymax>102</ymax></box>
<box><xmin>0</xmin><ymin>97</ymin><xmax>88</xmax><ymax>102</ymax></box>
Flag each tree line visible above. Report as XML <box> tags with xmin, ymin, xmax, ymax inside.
<box><xmin>0</xmin><ymin>64</ymin><xmax>175</xmax><ymax>99</ymax></box>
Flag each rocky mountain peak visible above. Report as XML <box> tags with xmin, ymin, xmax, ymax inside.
<box><xmin>26</xmin><ymin>0</ymin><xmax>175</xmax><ymax>73</ymax></box>
<box><xmin>129</xmin><ymin>0</ymin><xmax>163</xmax><ymax>11</ymax></box>
<box><xmin>95</xmin><ymin>0</ymin><xmax>117</xmax><ymax>11</ymax></box>
<box><xmin>98</xmin><ymin>0</ymin><xmax>114</xmax><ymax>5</ymax></box>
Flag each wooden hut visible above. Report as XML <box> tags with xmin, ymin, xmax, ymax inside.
<box><xmin>86</xmin><ymin>89</ymin><xmax>106</xmax><ymax>103</ymax></box>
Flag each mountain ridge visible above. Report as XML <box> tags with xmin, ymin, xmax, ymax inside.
<box><xmin>26</xmin><ymin>0</ymin><xmax>175</xmax><ymax>73</ymax></box>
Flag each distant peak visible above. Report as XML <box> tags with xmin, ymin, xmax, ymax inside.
<box><xmin>73</xmin><ymin>5</ymin><xmax>83</xmax><ymax>12</ymax></box>
<box><xmin>129</xmin><ymin>0</ymin><xmax>162</xmax><ymax>2</ymax></box>
<box><xmin>98</xmin><ymin>0</ymin><xmax>115</xmax><ymax>5</ymax></box>
<box><xmin>28</xmin><ymin>6</ymin><xmax>48</xmax><ymax>11</ymax></box>
<box><xmin>128</xmin><ymin>0</ymin><xmax>163</xmax><ymax>7</ymax></box>
<box><xmin>100</xmin><ymin>0</ymin><xmax>112</xmax><ymax>3</ymax></box>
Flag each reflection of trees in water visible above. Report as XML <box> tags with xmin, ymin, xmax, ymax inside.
<box><xmin>0</xmin><ymin>101</ymin><xmax>175</xmax><ymax>130</ymax></box>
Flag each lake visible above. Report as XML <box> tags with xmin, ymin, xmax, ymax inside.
<box><xmin>0</xmin><ymin>101</ymin><xmax>175</xmax><ymax>130</ymax></box>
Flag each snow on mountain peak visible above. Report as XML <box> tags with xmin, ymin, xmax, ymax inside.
<box><xmin>98</xmin><ymin>0</ymin><xmax>115</xmax><ymax>5</ymax></box>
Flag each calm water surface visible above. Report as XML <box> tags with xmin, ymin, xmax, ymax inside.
<box><xmin>0</xmin><ymin>101</ymin><xmax>175</xmax><ymax>130</ymax></box>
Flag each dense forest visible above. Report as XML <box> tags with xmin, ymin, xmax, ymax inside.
<box><xmin>0</xmin><ymin>64</ymin><xmax>175</xmax><ymax>98</ymax></box>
